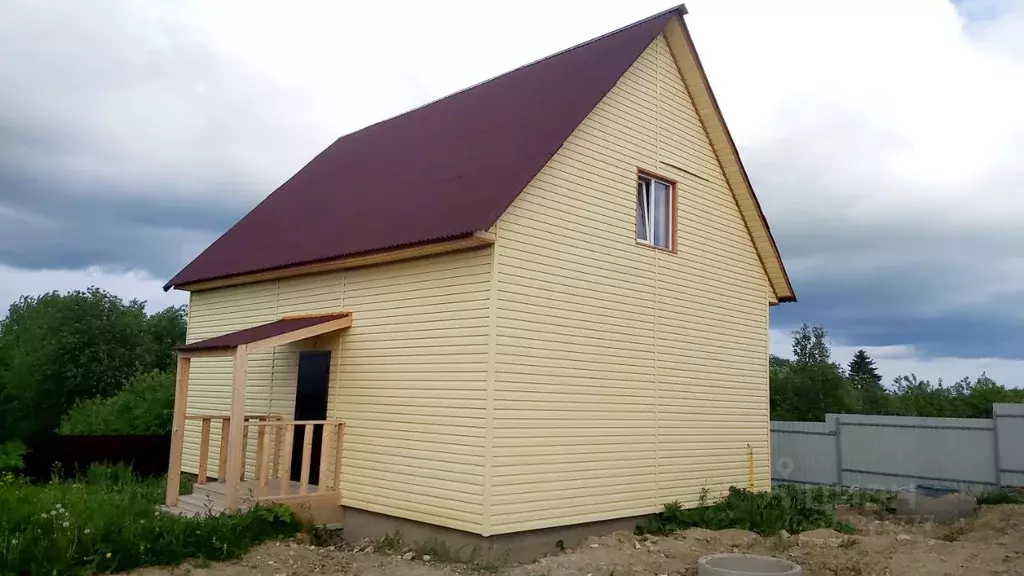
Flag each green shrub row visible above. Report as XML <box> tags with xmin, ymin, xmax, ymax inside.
<box><xmin>637</xmin><ymin>484</ymin><xmax>894</xmax><ymax>536</ymax></box>
<box><xmin>58</xmin><ymin>371</ymin><xmax>174</xmax><ymax>435</ymax></box>
<box><xmin>0</xmin><ymin>464</ymin><xmax>300</xmax><ymax>575</ymax></box>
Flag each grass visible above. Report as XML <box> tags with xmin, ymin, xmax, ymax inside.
<box><xmin>0</xmin><ymin>464</ymin><xmax>300</xmax><ymax>575</ymax></box>
<box><xmin>976</xmin><ymin>488</ymin><xmax>1024</xmax><ymax>506</ymax></box>
<box><xmin>636</xmin><ymin>485</ymin><xmax>895</xmax><ymax>537</ymax></box>
<box><xmin>372</xmin><ymin>530</ymin><xmax>404</xmax><ymax>553</ymax></box>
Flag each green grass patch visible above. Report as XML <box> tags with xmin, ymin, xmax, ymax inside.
<box><xmin>0</xmin><ymin>464</ymin><xmax>300</xmax><ymax>575</ymax></box>
<box><xmin>636</xmin><ymin>485</ymin><xmax>894</xmax><ymax>537</ymax></box>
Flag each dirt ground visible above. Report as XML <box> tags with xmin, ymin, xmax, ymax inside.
<box><xmin>131</xmin><ymin>504</ymin><xmax>1024</xmax><ymax>576</ymax></box>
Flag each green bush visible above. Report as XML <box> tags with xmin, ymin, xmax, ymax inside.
<box><xmin>0</xmin><ymin>441</ymin><xmax>26</xmax><ymax>472</ymax></box>
<box><xmin>58</xmin><ymin>371</ymin><xmax>174</xmax><ymax>435</ymax></box>
<box><xmin>635</xmin><ymin>485</ymin><xmax>884</xmax><ymax>536</ymax></box>
<box><xmin>0</xmin><ymin>464</ymin><xmax>300</xmax><ymax>574</ymax></box>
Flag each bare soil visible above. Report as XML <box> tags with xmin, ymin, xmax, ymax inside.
<box><xmin>130</xmin><ymin>504</ymin><xmax>1024</xmax><ymax>576</ymax></box>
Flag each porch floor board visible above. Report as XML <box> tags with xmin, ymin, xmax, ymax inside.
<box><xmin>195</xmin><ymin>478</ymin><xmax>327</xmax><ymax>501</ymax></box>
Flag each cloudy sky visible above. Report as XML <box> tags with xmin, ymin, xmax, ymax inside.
<box><xmin>1</xmin><ymin>0</ymin><xmax>1022</xmax><ymax>385</ymax></box>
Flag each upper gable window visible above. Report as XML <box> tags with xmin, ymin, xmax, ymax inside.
<box><xmin>636</xmin><ymin>174</ymin><xmax>674</xmax><ymax>250</ymax></box>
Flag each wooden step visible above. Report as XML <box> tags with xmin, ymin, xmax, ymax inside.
<box><xmin>160</xmin><ymin>493</ymin><xmax>252</xmax><ymax>518</ymax></box>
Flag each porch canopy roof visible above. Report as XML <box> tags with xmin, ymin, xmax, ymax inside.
<box><xmin>177</xmin><ymin>312</ymin><xmax>352</xmax><ymax>357</ymax></box>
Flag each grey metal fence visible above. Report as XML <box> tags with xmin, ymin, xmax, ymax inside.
<box><xmin>771</xmin><ymin>403</ymin><xmax>1024</xmax><ymax>493</ymax></box>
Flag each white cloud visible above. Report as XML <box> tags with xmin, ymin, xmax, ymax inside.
<box><xmin>0</xmin><ymin>266</ymin><xmax>187</xmax><ymax>316</ymax></box>
<box><xmin>2</xmin><ymin>0</ymin><xmax>1023</xmax><ymax>366</ymax></box>
<box><xmin>688</xmin><ymin>0</ymin><xmax>1024</xmax><ymax>306</ymax></box>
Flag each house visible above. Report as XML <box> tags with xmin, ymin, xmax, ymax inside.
<box><xmin>162</xmin><ymin>4</ymin><xmax>794</xmax><ymax>557</ymax></box>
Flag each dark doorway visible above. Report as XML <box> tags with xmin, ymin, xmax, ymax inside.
<box><xmin>291</xmin><ymin>351</ymin><xmax>331</xmax><ymax>485</ymax></box>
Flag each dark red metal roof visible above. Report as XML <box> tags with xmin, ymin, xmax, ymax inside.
<box><xmin>178</xmin><ymin>313</ymin><xmax>350</xmax><ymax>351</ymax></box>
<box><xmin>165</xmin><ymin>7</ymin><xmax>682</xmax><ymax>290</ymax></box>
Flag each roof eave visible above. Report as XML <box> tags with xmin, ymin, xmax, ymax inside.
<box><xmin>166</xmin><ymin>231</ymin><xmax>495</xmax><ymax>292</ymax></box>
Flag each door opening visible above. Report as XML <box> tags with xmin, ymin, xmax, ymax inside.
<box><xmin>291</xmin><ymin>350</ymin><xmax>331</xmax><ymax>485</ymax></box>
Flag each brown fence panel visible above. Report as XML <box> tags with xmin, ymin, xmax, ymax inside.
<box><xmin>21</xmin><ymin>433</ymin><xmax>171</xmax><ymax>480</ymax></box>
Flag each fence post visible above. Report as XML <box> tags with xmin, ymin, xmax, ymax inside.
<box><xmin>993</xmin><ymin>404</ymin><xmax>1003</xmax><ymax>488</ymax></box>
<box><xmin>833</xmin><ymin>415</ymin><xmax>844</xmax><ymax>488</ymax></box>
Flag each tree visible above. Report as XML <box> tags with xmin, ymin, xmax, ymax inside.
<box><xmin>770</xmin><ymin>324</ymin><xmax>855</xmax><ymax>421</ymax></box>
<box><xmin>771</xmin><ymin>324</ymin><xmax>1024</xmax><ymax>421</ymax></box>
<box><xmin>0</xmin><ymin>288</ymin><xmax>186</xmax><ymax>441</ymax></box>
<box><xmin>792</xmin><ymin>324</ymin><xmax>833</xmax><ymax>367</ymax></box>
<box><xmin>848</xmin><ymin>350</ymin><xmax>880</xmax><ymax>385</ymax></box>
<box><xmin>142</xmin><ymin>305</ymin><xmax>188</xmax><ymax>373</ymax></box>
<box><xmin>848</xmin><ymin>349</ymin><xmax>890</xmax><ymax>414</ymax></box>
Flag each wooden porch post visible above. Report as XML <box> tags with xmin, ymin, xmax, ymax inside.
<box><xmin>165</xmin><ymin>355</ymin><xmax>191</xmax><ymax>506</ymax></box>
<box><xmin>223</xmin><ymin>344</ymin><xmax>248</xmax><ymax>510</ymax></box>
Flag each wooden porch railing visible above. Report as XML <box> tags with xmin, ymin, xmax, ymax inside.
<box><xmin>175</xmin><ymin>414</ymin><xmax>345</xmax><ymax>509</ymax></box>
<box><xmin>184</xmin><ymin>414</ymin><xmax>282</xmax><ymax>485</ymax></box>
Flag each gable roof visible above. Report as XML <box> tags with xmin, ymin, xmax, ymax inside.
<box><xmin>166</xmin><ymin>5</ymin><xmax>795</xmax><ymax>303</ymax></box>
<box><xmin>165</xmin><ymin>7</ymin><xmax>680</xmax><ymax>290</ymax></box>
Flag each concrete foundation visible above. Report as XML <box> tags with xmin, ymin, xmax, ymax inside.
<box><xmin>340</xmin><ymin>507</ymin><xmax>651</xmax><ymax>564</ymax></box>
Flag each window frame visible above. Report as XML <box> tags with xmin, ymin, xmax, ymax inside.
<box><xmin>635</xmin><ymin>170</ymin><xmax>678</xmax><ymax>253</ymax></box>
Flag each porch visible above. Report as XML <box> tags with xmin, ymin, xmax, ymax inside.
<box><xmin>164</xmin><ymin>313</ymin><xmax>353</xmax><ymax>516</ymax></box>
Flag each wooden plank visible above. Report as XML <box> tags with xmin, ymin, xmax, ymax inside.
<box><xmin>174</xmin><ymin>234</ymin><xmax>495</xmax><ymax>292</ymax></box>
<box><xmin>247</xmin><ymin>316</ymin><xmax>353</xmax><ymax>353</ymax></box>
<box><xmin>240</xmin><ymin>424</ymin><xmax>249</xmax><ymax>482</ymax></box>
<box><xmin>252</xmin><ymin>419</ymin><xmax>344</xmax><ymax>426</ymax></box>
<box><xmin>319</xmin><ymin>423</ymin><xmax>334</xmax><ymax>490</ymax></box>
<box><xmin>186</xmin><ymin>414</ymin><xmax>284</xmax><ymax>421</ymax></box>
<box><xmin>299</xmin><ymin>424</ymin><xmax>314</xmax><ymax>495</ymax></box>
<box><xmin>334</xmin><ymin>423</ymin><xmax>344</xmax><ymax>500</ymax></box>
<box><xmin>165</xmin><ymin>356</ymin><xmax>191</xmax><ymax>506</ymax></box>
<box><xmin>197</xmin><ymin>418</ymin><xmax>211</xmax><ymax>484</ymax></box>
<box><xmin>255</xmin><ymin>418</ymin><xmax>266</xmax><ymax>480</ymax></box>
<box><xmin>259</xmin><ymin>424</ymin><xmax>273</xmax><ymax>490</ymax></box>
<box><xmin>258</xmin><ymin>491</ymin><xmax>341</xmax><ymax>505</ymax></box>
<box><xmin>271</xmin><ymin>426</ymin><xmax>282</xmax><ymax>478</ymax></box>
<box><xmin>223</xmin><ymin>345</ymin><xmax>248</xmax><ymax>510</ymax></box>
<box><xmin>177</xmin><ymin>348</ymin><xmax>235</xmax><ymax>359</ymax></box>
<box><xmin>217</xmin><ymin>418</ymin><xmax>229</xmax><ymax>481</ymax></box>
<box><xmin>281</xmin><ymin>423</ymin><xmax>295</xmax><ymax>481</ymax></box>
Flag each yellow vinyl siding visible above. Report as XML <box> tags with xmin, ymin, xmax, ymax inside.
<box><xmin>183</xmin><ymin>248</ymin><xmax>492</xmax><ymax>533</ymax></box>
<box><xmin>487</xmin><ymin>34</ymin><xmax>771</xmax><ymax>534</ymax></box>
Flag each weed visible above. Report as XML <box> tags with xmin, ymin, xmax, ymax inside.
<box><xmin>308</xmin><ymin>525</ymin><xmax>343</xmax><ymax>548</ymax></box>
<box><xmin>373</xmin><ymin>530</ymin><xmax>403</xmax><ymax>553</ymax></box>
<box><xmin>977</xmin><ymin>488</ymin><xmax>1024</xmax><ymax>506</ymax></box>
<box><xmin>0</xmin><ymin>464</ymin><xmax>299</xmax><ymax>575</ymax></box>
<box><xmin>770</xmin><ymin>535</ymin><xmax>797</xmax><ymax>553</ymax></box>
<box><xmin>939</xmin><ymin>525</ymin><xmax>970</xmax><ymax>542</ymax></box>
<box><xmin>697</xmin><ymin>486</ymin><xmax>710</xmax><ymax>507</ymax></box>
<box><xmin>636</xmin><ymin>485</ymin><xmax>879</xmax><ymax>537</ymax></box>
<box><xmin>836</xmin><ymin>520</ymin><xmax>857</xmax><ymax>534</ymax></box>
<box><xmin>839</xmin><ymin>536</ymin><xmax>860</xmax><ymax>549</ymax></box>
